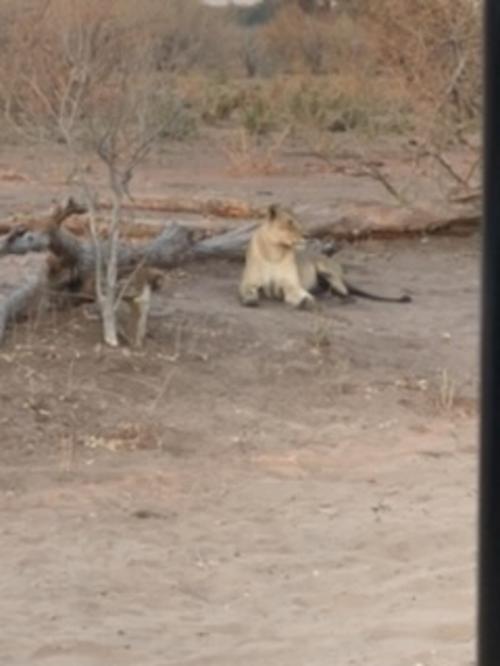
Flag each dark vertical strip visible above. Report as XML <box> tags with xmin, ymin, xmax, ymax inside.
<box><xmin>480</xmin><ymin>2</ymin><xmax>500</xmax><ymax>665</ymax></box>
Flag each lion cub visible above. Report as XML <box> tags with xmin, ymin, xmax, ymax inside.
<box><xmin>239</xmin><ymin>204</ymin><xmax>314</xmax><ymax>309</ymax></box>
<box><xmin>47</xmin><ymin>255</ymin><xmax>164</xmax><ymax>347</ymax></box>
<box><xmin>116</xmin><ymin>267</ymin><xmax>165</xmax><ymax>348</ymax></box>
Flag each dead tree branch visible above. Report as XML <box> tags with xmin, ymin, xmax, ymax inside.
<box><xmin>0</xmin><ymin>227</ymin><xmax>48</xmax><ymax>257</ymax></box>
<box><xmin>97</xmin><ymin>196</ymin><xmax>266</xmax><ymax>220</ymax></box>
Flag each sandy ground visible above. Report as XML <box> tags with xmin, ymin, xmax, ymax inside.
<box><xmin>0</xmin><ymin>141</ymin><xmax>478</xmax><ymax>665</ymax></box>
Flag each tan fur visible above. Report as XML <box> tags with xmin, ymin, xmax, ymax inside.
<box><xmin>46</xmin><ymin>255</ymin><xmax>164</xmax><ymax>347</ymax></box>
<box><xmin>239</xmin><ymin>204</ymin><xmax>314</xmax><ymax>309</ymax></box>
<box><xmin>116</xmin><ymin>267</ymin><xmax>164</xmax><ymax>348</ymax></box>
<box><xmin>240</xmin><ymin>210</ymin><xmax>410</xmax><ymax>306</ymax></box>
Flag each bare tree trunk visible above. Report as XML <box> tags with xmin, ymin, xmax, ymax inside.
<box><xmin>101</xmin><ymin>188</ymin><xmax>121</xmax><ymax>348</ymax></box>
<box><xmin>192</xmin><ymin>223</ymin><xmax>257</xmax><ymax>260</ymax></box>
<box><xmin>101</xmin><ymin>285</ymin><xmax>118</xmax><ymax>346</ymax></box>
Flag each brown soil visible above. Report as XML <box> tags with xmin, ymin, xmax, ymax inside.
<box><xmin>0</xmin><ymin>141</ymin><xmax>478</xmax><ymax>666</ymax></box>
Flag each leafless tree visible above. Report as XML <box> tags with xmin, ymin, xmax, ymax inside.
<box><xmin>1</xmin><ymin>0</ymin><xmax>187</xmax><ymax>346</ymax></box>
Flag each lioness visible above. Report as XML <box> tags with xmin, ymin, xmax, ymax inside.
<box><xmin>239</xmin><ymin>204</ymin><xmax>314</xmax><ymax>309</ymax></box>
<box><xmin>239</xmin><ymin>205</ymin><xmax>411</xmax><ymax>307</ymax></box>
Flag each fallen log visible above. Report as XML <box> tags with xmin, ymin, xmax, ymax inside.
<box><xmin>0</xmin><ymin>225</ymin><xmax>194</xmax><ymax>344</ymax></box>
<box><xmin>0</xmin><ymin>200</ymin><xmax>480</xmax><ymax>245</ymax></box>
<box><xmin>1</xmin><ymin>197</ymin><xmax>194</xmax><ymax>267</ymax></box>
<box><xmin>192</xmin><ymin>222</ymin><xmax>257</xmax><ymax>260</ymax></box>
<box><xmin>0</xmin><ymin>226</ymin><xmax>49</xmax><ymax>257</ymax></box>
<box><xmin>97</xmin><ymin>196</ymin><xmax>266</xmax><ymax>220</ymax></box>
<box><xmin>0</xmin><ymin>199</ymin><xmax>195</xmax><ymax>345</ymax></box>
<box><xmin>0</xmin><ymin>214</ymin><xmax>168</xmax><ymax>240</ymax></box>
<box><xmin>1</xmin><ymin>199</ymin><xmax>481</xmax><ymax>275</ymax></box>
<box><xmin>303</xmin><ymin>203</ymin><xmax>480</xmax><ymax>241</ymax></box>
<box><xmin>95</xmin><ymin>200</ymin><xmax>481</xmax><ymax>240</ymax></box>
<box><xmin>0</xmin><ymin>213</ymin><xmax>235</xmax><ymax>242</ymax></box>
<box><xmin>95</xmin><ymin>197</ymin><xmax>481</xmax><ymax>239</ymax></box>
<box><xmin>1</xmin><ymin>218</ymin><xmax>256</xmax><ymax>267</ymax></box>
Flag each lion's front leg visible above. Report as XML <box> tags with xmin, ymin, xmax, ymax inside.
<box><xmin>239</xmin><ymin>277</ymin><xmax>261</xmax><ymax>307</ymax></box>
<box><xmin>282</xmin><ymin>282</ymin><xmax>315</xmax><ymax>309</ymax></box>
<box><xmin>239</xmin><ymin>256</ymin><xmax>264</xmax><ymax>306</ymax></box>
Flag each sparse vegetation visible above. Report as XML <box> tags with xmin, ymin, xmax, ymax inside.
<box><xmin>0</xmin><ymin>0</ymin><xmax>480</xmax><ymax>147</ymax></box>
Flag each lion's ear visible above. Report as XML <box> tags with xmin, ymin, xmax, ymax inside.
<box><xmin>268</xmin><ymin>203</ymin><xmax>279</xmax><ymax>220</ymax></box>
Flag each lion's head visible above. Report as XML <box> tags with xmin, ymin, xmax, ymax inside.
<box><xmin>265</xmin><ymin>204</ymin><xmax>305</xmax><ymax>249</ymax></box>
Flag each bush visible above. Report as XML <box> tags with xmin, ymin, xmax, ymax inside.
<box><xmin>360</xmin><ymin>0</ymin><xmax>481</xmax><ymax>128</ymax></box>
<box><xmin>0</xmin><ymin>0</ymin><xmax>481</xmax><ymax>146</ymax></box>
<box><xmin>263</xmin><ymin>5</ymin><xmax>336</xmax><ymax>74</ymax></box>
